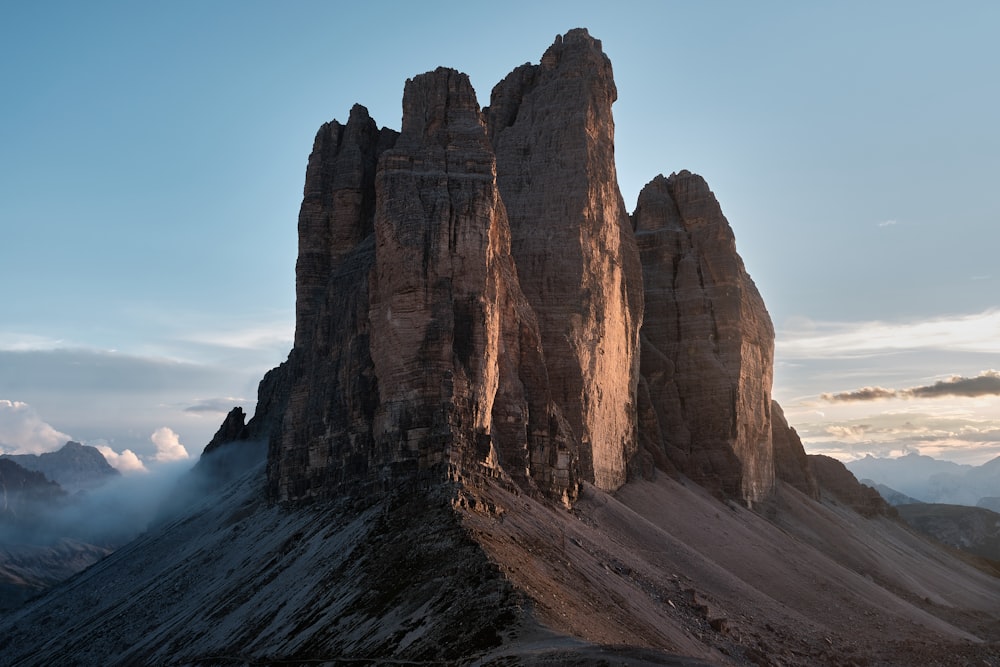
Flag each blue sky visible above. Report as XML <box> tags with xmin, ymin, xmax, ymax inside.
<box><xmin>2</xmin><ymin>1</ymin><xmax>998</xmax><ymax>467</ymax></box>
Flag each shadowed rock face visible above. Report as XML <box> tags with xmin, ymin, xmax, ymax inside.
<box><xmin>266</xmin><ymin>105</ymin><xmax>396</xmax><ymax>502</ymax></box>
<box><xmin>634</xmin><ymin>172</ymin><xmax>775</xmax><ymax>505</ymax></box>
<box><xmin>771</xmin><ymin>401</ymin><xmax>820</xmax><ymax>499</ymax></box>
<box><xmin>487</xmin><ymin>29</ymin><xmax>644</xmax><ymax>492</ymax></box>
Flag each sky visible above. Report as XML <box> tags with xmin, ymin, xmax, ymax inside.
<box><xmin>2</xmin><ymin>1</ymin><xmax>998</xmax><ymax>469</ymax></box>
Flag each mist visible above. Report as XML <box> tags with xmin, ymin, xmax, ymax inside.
<box><xmin>0</xmin><ymin>439</ymin><xmax>267</xmax><ymax>549</ymax></box>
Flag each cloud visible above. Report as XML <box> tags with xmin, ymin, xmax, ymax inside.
<box><xmin>877</xmin><ymin>219</ymin><xmax>898</xmax><ymax>227</ymax></box>
<box><xmin>151</xmin><ymin>427</ymin><xmax>190</xmax><ymax>462</ymax></box>
<box><xmin>0</xmin><ymin>399</ymin><xmax>72</xmax><ymax>454</ymax></box>
<box><xmin>95</xmin><ymin>444</ymin><xmax>148</xmax><ymax>473</ymax></box>
<box><xmin>183</xmin><ymin>397</ymin><xmax>247</xmax><ymax>414</ymax></box>
<box><xmin>777</xmin><ymin>309</ymin><xmax>1000</xmax><ymax>360</ymax></box>
<box><xmin>0</xmin><ymin>348</ymin><xmax>221</xmax><ymax>393</ymax></box>
<box><xmin>796</xmin><ymin>411</ymin><xmax>1000</xmax><ymax>466</ymax></box>
<box><xmin>822</xmin><ymin>386</ymin><xmax>898</xmax><ymax>402</ymax></box>
<box><xmin>907</xmin><ymin>370</ymin><xmax>1000</xmax><ymax>398</ymax></box>
<box><xmin>822</xmin><ymin>370</ymin><xmax>1000</xmax><ymax>402</ymax></box>
<box><xmin>180</xmin><ymin>323</ymin><xmax>293</xmax><ymax>352</ymax></box>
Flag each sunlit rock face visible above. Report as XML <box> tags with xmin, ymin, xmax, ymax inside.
<box><xmin>633</xmin><ymin>171</ymin><xmax>775</xmax><ymax>505</ymax></box>
<box><xmin>369</xmin><ymin>68</ymin><xmax>576</xmax><ymax>502</ymax></box>
<box><xmin>487</xmin><ymin>29</ymin><xmax>644</xmax><ymax>492</ymax></box>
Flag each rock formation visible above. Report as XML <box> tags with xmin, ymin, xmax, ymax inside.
<box><xmin>486</xmin><ymin>29</ymin><xmax>644</xmax><ymax>492</ymax></box>
<box><xmin>771</xmin><ymin>401</ymin><xmax>820</xmax><ymax>499</ymax></box>
<box><xmin>809</xmin><ymin>454</ymin><xmax>894</xmax><ymax>518</ymax></box>
<box><xmin>633</xmin><ymin>172</ymin><xmax>775</xmax><ymax>504</ymax></box>
<box><xmin>242</xmin><ymin>29</ymin><xmax>772</xmax><ymax>508</ymax></box>
<box><xmin>265</xmin><ymin>66</ymin><xmax>576</xmax><ymax>503</ymax></box>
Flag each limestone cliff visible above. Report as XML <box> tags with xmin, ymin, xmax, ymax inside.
<box><xmin>244</xmin><ymin>29</ymin><xmax>777</xmax><ymax>507</ymax></box>
<box><xmin>266</xmin><ymin>105</ymin><xmax>395</xmax><ymax>501</ymax></box>
<box><xmin>262</xmin><ymin>66</ymin><xmax>575</xmax><ymax>503</ymax></box>
<box><xmin>634</xmin><ymin>171</ymin><xmax>775</xmax><ymax>505</ymax></box>
<box><xmin>487</xmin><ymin>29</ymin><xmax>644</xmax><ymax>492</ymax></box>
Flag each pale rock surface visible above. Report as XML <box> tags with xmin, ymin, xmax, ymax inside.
<box><xmin>634</xmin><ymin>172</ymin><xmax>775</xmax><ymax>504</ymax></box>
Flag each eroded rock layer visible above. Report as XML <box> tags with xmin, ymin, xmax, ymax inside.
<box><xmin>634</xmin><ymin>171</ymin><xmax>775</xmax><ymax>505</ymax></box>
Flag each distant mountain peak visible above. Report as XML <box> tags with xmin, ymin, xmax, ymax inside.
<box><xmin>1</xmin><ymin>440</ymin><xmax>119</xmax><ymax>492</ymax></box>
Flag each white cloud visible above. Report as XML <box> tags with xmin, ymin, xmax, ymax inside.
<box><xmin>180</xmin><ymin>322</ymin><xmax>294</xmax><ymax>352</ymax></box>
<box><xmin>150</xmin><ymin>427</ymin><xmax>190</xmax><ymax>462</ymax></box>
<box><xmin>777</xmin><ymin>309</ymin><xmax>1000</xmax><ymax>360</ymax></box>
<box><xmin>0</xmin><ymin>399</ymin><xmax>72</xmax><ymax>454</ymax></box>
<box><xmin>877</xmin><ymin>219</ymin><xmax>898</xmax><ymax>227</ymax></box>
<box><xmin>95</xmin><ymin>445</ymin><xmax>148</xmax><ymax>473</ymax></box>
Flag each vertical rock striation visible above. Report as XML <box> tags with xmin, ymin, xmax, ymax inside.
<box><xmin>369</xmin><ymin>67</ymin><xmax>575</xmax><ymax>501</ymax></box>
<box><xmin>267</xmin><ymin>106</ymin><xmax>397</xmax><ymax>501</ymax></box>
<box><xmin>634</xmin><ymin>171</ymin><xmax>775</xmax><ymax>505</ymax></box>
<box><xmin>262</xmin><ymin>65</ymin><xmax>576</xmax><ymax>503</ymax></box>
<box><xmin>487</xmin><ymin>29</ymin><xmax>643</xmax><ymax>492</ymax></box>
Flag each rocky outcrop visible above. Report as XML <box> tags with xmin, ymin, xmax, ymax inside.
<box><xmin>487</xmin><ymin>29</ymin><xmax>643</xmax><ymax>492</ymax></box>
<box><xmin>203</xmin><ymin>407</ymin><xmax>249</xmax><ymax>455</ymax></box>
<box><xmin>771</xmin><ymin>401</ymin><xmax>819</xmax><ymax>499</ymax></box>
<box><xmin>633</xmin><ymin>172</ymin><xmax>775</xmax><ymax>505</ymax></box>
<box><xmin>809</xmin><ymin>455</ymin><xmax>894</xmax><ymax>518</ymax></box>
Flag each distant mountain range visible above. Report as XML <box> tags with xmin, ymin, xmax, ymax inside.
<box><xmin>846</xmin><ymin>452</ymin><xmax>1000</xmax><ymax>507</ymax></box>
<box><xmin>0</xmin><ymin>442</ymin><xmax>122</xmax><ymax>611</ymax></box>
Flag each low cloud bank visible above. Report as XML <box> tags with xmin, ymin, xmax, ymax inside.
<box><xmin>822</xmin><ymin>370</ymin><xmax>1000</xmax><ymax>402</ymax></box>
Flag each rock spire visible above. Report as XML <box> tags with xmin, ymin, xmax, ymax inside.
<box><xmin>634</xmin><ymin>171</ymin><xmax>775</xmax><ymax>505</ymax></box>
